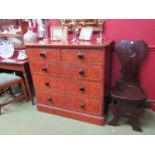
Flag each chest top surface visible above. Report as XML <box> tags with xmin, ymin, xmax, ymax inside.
<box><xmin>25</xmin><ymin>39</ymin><xmax>113</xmax><ymax>49</ymax></box>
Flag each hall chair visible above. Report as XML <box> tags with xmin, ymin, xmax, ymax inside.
<box><xmin>107</xmin><ymin>40</ymin><xmax>148</xmax><ymax>132</ymax></box>
<box><xmin>0</xmin><ymin>73</ymin><xmax>28</xmax><ymax>114</ymax></box>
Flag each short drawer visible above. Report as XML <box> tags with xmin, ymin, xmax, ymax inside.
<box><xmin>32</xmin><ymin>75</ymin><xmax>64</xmax><ymax>93</ymax></box>
<box><xmin>28</xmin><ymin>49</ymin><xmax>61</xmax><ymax>62</ymax></box>
<box><xmin>62</xmin><ymin>64</ymin><xmax>103</xmax><ymax>81</ymax></box>
<box><xmin>64</xmin><ymin>79</ymin><xmax>103</xmax><ymax>99</ymax></box>
<box><xmin>61</xmin><ymin>49</ymin><xmax>105</xmax><ymax>65</ymax></box>
<box><xmin>29</xmin><ymin>62</ymin><xmax>62</xmax><ymax>75</ymax></box>
<box><xmin>36</xmin><ymin>91</ymin><xmax>102</xmax><ymax>115</ymax></box>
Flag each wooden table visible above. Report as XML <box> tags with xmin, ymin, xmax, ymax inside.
<box><xmin>0</xmin><ymin>56</ymin><xmax>35</xmax><ymax>105</ymax></box>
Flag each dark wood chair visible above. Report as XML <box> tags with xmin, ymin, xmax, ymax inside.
<box><xmin>107</xmin><ymin>40</ymin><xmax>148</xmax><ymax>132</ymax></box>
<box><xmin>0</xmin><ymin>73</ymin><xmax>28</xmax><ymax>114</ymax></box>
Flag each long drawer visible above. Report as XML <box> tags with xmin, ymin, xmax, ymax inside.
<box><xmin>29</xmin><ymin>62</ymin><xmax>103</xmax><ymax>81</ymax></box>
<box><xmin>32</xmin><ymin>75</ymin><xmax>103</xmax><ymax>98</ymax></box>
<box><xmin>36</xmin><ymin>91</ymin><xmax>102</xmax><ymax>115</ymax></box>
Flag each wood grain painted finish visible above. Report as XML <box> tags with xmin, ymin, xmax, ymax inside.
<box><xmin>26</xmin><ymin>40</ymin><xmax>113</xmax><ymax>125</ymax></box>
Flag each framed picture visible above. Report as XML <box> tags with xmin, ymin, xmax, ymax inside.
<box><xmin>50</xmin><ymin>26</ymin><xmax>68</xmax><ymax>41</ymax></box>
<box><xmin>79</xmin><ymin>27</ymin><xmax>93</xmax><ymax>41</ymax></box>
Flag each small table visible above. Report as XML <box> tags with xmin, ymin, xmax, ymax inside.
<box><xmin>0</xmin><ymin>54</ymin><xmax>35</xmax><ymax>105</ymax></box>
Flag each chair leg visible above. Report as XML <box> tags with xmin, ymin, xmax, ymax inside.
<box><xmin>127</xmin><ymin>107</ymin><xmax>145</xmax><ymax>132</ymax></box>
<box><xmin>107</xmin><ymin>102</ymin><xmax>121</xmax><ymax>126</ymax></box>
<box><xmin>108</xmin><ymin>99</ymin><xmax>145</xmax><ymax>132</ymax></box>
<box><xmin>20</xmin><ymin>81</ymin><xmax>35</xmax><ymax>105</ymax></box>
<box><xmin>8</xmin><ymin>86</ymin><xmax>16</xmax><ymax>97</ymax></box>
<box><xmin>23</xmin><ymin>82</ymin><xmax>35</xmax><ymax>105</ymax></box>
<box><xmin>31</xmin><ymin>93</ymin><xmax>35</xmax><ymax>105</ymax></box>
<box><xmin>127</xmin><ymin>118</ymin><xmax>142</xmax><ymax>132</ymax></box>
<box><xmin>21</xmin><ymin>81</ymin><xmax>28</xmax><ymax>100</ymax></box>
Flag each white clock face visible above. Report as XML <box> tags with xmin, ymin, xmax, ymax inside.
<box><xmin>0</xmin><ymin>40</ymin><xmax>14</xmax><ymax>59</ymax></box>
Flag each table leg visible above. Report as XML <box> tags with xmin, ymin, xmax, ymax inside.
<box><xmin>23</xmin><ymin>71</ymin><xmax>35</xmax><ymax>105</ymax></box>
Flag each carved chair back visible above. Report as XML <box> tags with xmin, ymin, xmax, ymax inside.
<box><xmin>115</xmin><ymin>40</ymin><xmax>148</xmax><ymax>83</ymax></box>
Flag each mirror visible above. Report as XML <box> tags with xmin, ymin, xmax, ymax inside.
<box><xmin>60</xmin><ymin>19</ymin><xmax>105</xmax><ymax>34</ymax></box>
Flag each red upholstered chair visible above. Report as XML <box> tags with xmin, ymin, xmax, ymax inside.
<box><xmin>0</xmin><ymin>73</ymin><xmax>28</xmax><ymax>114</ymax></box>
<box><xmin>108</xmin><ymin>40</ymin><xmax>148</xmax><ymax>132</ymax></box>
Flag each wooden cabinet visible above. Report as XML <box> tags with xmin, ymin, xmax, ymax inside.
<box><xmin>26</xmin><ymin>40</ymin><xmax>113</xmax><ymax>125</ymax></box>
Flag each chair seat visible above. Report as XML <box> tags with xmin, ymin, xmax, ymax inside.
<box><xmin>111</xmin><ymin>81</ymin><xmax>147</xmax><ymax>101</ymax></box>
<box><xmin>0</xmin><ymin>73</ymin><xmax>22</xmax><ymax>86</ymax></box>
<box><xmin>0</xmin><ymin>73</ymin><xmax>28</xmax><ymax>114</ymax></box>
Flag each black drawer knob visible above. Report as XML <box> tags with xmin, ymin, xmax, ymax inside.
<box><xmin>45</xmin><ymin>82</ymin><xmax>49</xmax><ymax>86</ymax></box>
<box><xmin>80</xmin><ymin>87</ymin><xmax>85</xmax><ymax>92</ymax></box>
<box><xmin>79</xmin><ymin>69</ymin><xmax>84</xmax><ymax>76</ymax></box>
<box><xmin>40</xmin><ymin>51</ymin><xmax>46</xmax><ymax>57</ymax></box>
<box><xmin>77</xmin><ymin>53</ymin><xmax>84</xmax><ymax>59</ymax></box>
<box><xmin>42</xmin><ymin>67</ymin><xmax>47</xmax><ymax>72</ymax></box>
<box><xmin>80</xmin><ymin>104</ymin><xmax>85</xmax><ymax>108</ymax></box>
<box><xmin>47</xmin><ymin>97</ymin><xmax>52</xmax><ymax>102</ymax></box>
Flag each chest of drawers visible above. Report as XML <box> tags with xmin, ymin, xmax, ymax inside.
<box><xmin>26</xmin><ymin>40</ymin><xmax>113</xmax><ymax>125</ymax></box>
